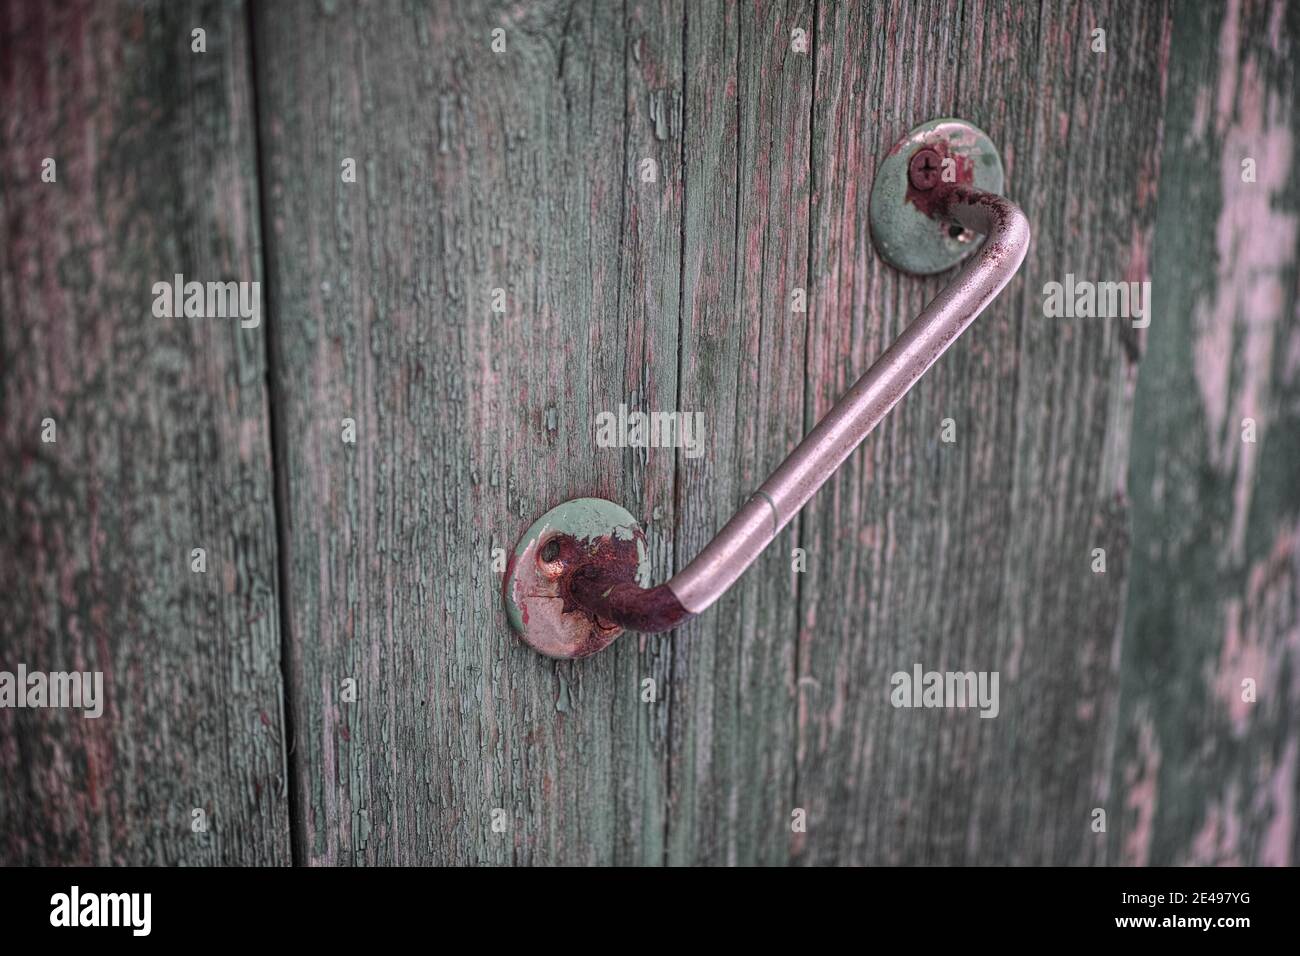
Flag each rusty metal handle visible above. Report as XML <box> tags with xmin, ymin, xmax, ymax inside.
<box><xmin>569</xmin><ymin>186</ymin><xmax>1030</xmax><ymax>632</ymax></box>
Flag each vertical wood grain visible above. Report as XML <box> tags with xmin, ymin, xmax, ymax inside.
<box><xmin>796</xmin><ymin>0</ymin><xmax>1168</xmax><ymax>864</ymax></box>
<box><xmin>0</xmin><ymin>0</ymin><xmax>290</xmax><ymax>864</ymax></box>
<box><xmin>253</xmin><ymin>0</ymin><xmax>684</xmax><ymax>864</ymax></box>
<box><xmin>1112</xmin><ymin>0</ymin><xmax>1300</xmax><ymax>866</ymax></box>
<box><xmin>666</xmin><ymin>0</ymin><xmax>812</xmax><ymax>865</ymax></box>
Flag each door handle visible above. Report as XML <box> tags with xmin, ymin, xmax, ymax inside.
<box><xmin>504</xmin><ymin>119</ymin><xmax>1030</xmax><ymax>658</ymax></box>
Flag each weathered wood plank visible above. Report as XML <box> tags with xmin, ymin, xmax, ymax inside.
<box><xmin>253</xmin><ymin>0</ymin><xmax>683</xmax><ymax>864</ymax></box>
<box><xmin>796</xmin><ymin>0</ymin><xmax>1168</xmax><ymax>863</ymax></box>
<box><xmin>0</xmin><ymin>0</ymin><xmax>290</xmax><ymax>864</ymax></box>
<box><xmin>608</xmin><ymin>0</ymin><xmax>686</xmax><ymax>864</ymax></box>
<box><xmin>666</xmin><ymin>0</ymin><xmax>812</xmax><ymax>865</ymax></box>
<box><xmin>1111</xmin><ymin>0</ymin><xmax>1300</xmax><ymax>866</ymax></box>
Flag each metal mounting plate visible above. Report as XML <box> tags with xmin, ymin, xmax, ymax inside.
<box><xmin>502</xmin><ymin>497</ymin><xmax>651</xmax><ymax>659</ymax></box>
<box><xmin>869</xmin><ymin>117</ymin><xmax>1005</xmax><ymax>276</ymax></box>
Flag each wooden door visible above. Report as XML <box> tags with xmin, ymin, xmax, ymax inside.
<box><xmin>3</xmin><ymin>0</ymin><xmax>1297</xmax><ymax>867</ymax></box>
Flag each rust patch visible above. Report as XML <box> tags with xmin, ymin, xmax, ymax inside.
<box><xmin>556</xmin><ymin>530</ymin><xmax>691</xmax><ymax>636</ymax></box>
<box><xmin>566</xmin><ymin>571</ymin><xmax>691</xmax><ymax>635</ymax></box>
<box><xmin>904</xmin><ymin>141</ymin><xmax>975</xmax><ymax>219</ymax></box>
<box><xmin>503</xmin><ymin>530</ymin><xmax>624</xmax><ymax>659</ymax></box>
<box><xmin>504</xmin><ymin>518</ymin><xmax>689</xmax><ymax>657</ymax></box>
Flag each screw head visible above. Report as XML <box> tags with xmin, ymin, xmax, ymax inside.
<box><xmin>908</xmin><ymin>147</ymin><xmax>942</xmax><ymax>191</ymax></box>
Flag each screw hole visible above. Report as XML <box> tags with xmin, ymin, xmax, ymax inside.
<box><xmin>539</xmin><ymin>538</ymin><xmax>561</xmax><ymax>563</ymax></box>
<box><xmin>948</xmin><ymin>225</ymin><xmax>965</xmax><ymax>239</ymax></box>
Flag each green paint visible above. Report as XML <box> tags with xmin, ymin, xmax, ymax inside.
<box><xmin>868</xmin><ymin>117</ymin><xmax>1005</xmax><ymax>276</ymax></box>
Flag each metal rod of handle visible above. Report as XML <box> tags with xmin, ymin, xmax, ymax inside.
<box><xmin>571</xmin><ymin>186</ymin><xmax>1030</xmax><ymax>630</ymax></box>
